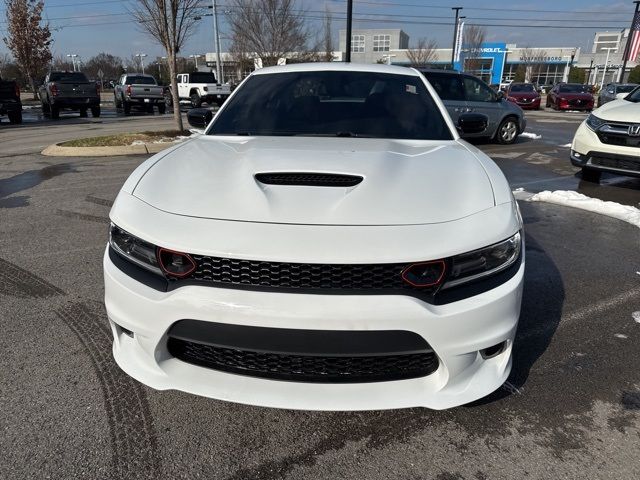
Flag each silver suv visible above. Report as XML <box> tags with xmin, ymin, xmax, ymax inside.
<box><xmin>420</xmin><ymin>69</ymin><xmax>526</xmax><ymax>144</ymax></box>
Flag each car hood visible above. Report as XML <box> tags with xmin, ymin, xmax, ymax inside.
<box><xmin>132</xmin><ymin>136</ymin><xmax>496</xmax><ymax>226</ymax></box>
<box><xmin>595</xmin><ymin>98</ymin><xmax>640</xmax><ymax>121</ymax></box>
<box><xmin>557</xmin><ymin>92</ymin><xmax>592</xmax><ymax>100</ymax></box>
<box><xmin>510</xmin><ymin>92</ymin><xmax>539</xmax><ymax>99</ymax></box>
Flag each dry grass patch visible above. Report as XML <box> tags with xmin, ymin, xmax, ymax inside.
<box><xmin>60</xmin><ymin>130</ymin><xmax>191</xmax><ymax>147</ymax></box>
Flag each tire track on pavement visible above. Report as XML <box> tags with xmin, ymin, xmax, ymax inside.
<box><xmin>55</xmin><ymin>301</ymin><xmax>161</xmax><ymax>479</ymax></box>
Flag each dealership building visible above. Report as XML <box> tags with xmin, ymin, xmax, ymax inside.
<box><xmin>204</xmin><ymin>27</ymin><xmax>638</xmax><ymax>86</ymax></box>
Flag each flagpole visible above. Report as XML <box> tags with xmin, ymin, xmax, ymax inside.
<box><xmin>620</xmin><ymin>1</ymin><xmax>640</xmax><ymax>82</ymax></box>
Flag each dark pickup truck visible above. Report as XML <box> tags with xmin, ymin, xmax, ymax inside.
<box><xmin>0</xmin><ymin>76</ymin><xmax>23</xmax><ymax>124</ymax></box>
<box><xmin>39</xmin><ymin>71</ymin><xmax>100</xmax><ymax>119</ymax></box>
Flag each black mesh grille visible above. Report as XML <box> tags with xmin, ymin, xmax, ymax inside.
<box><xmin>591</xmin><ymin>153</ymin><xmax>640</xmax><ymax>172</ymax></box>
<box><xmin>255</xmin><ymin>172</ymin><xmax>363</xmax><ymax>187</ymax></box>
<box><xmin>596</xmin><ymin>133</ymin><xmax>640</xmax><ymax>148</ymax></box>
<box><xmin>167</xmin><ymin>337</ymin><xmax>439</xmax><ymax>383</ymax></box>
<box><xmin>185</xmin><ymin>255</ymin><xmax>432</xmax><ymax>292</ymax></box>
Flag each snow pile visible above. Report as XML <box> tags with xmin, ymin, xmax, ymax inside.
<box><xmin>130</xmin><ymin>140</ymin><xmax>145</xmax><ymax>146</ymax></box>
<box><xmin>520</xmin><ymin>132</ymin><xmax>542</xmax><ymax>140</ymax></box>
<box><xmin>529</xmin><ymin>190</ymin><xmax>640</xmax><ymax>228</ymax></box>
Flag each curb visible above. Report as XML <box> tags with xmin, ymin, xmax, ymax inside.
<box><xmin>41</xmin><ymin>142</ymin><xmax>176</xmax><ymax>157</ymax></box>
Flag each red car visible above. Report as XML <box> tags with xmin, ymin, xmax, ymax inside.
<box><xmin>506</xmin><ymin>83</ymin><xmax>541</xmax><ymax>110</ymax></box>
<box><xmin>546</xmin><ymin>83</ymin><xmax>594</xmax><ymax>111</ymax></box>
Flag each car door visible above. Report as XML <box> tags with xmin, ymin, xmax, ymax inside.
<box><xmin>462</xmin><ymin>75</ymin><xmax>502</xmax><ymax>136</ymax></box>
<box><xmin>178</xmin><ymin>75</ymin><xmax>188</xmax><ymax>99</ymax></box>
<box><xmin>548</xmin><ymin>85</ymin><xmax>558</xmax><ymax>107</ymax></box>
<box><xmin>422</xmin><ymin>72</ymin><xmax>467</xmax><ymax>125</ymax></box>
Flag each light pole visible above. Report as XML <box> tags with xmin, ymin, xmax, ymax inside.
<box><xmin>345</xmin><ymin>0</ymin><xmax>353</xmax><ymax>62</ymax></box>
<box><xmin>189</xmin><ymin>54</ymin><xmax>201</xmax><ymax>69</ymax></box>
<box><xmin>66</xmin><ymin>54</ymin><xmax>78</xmax><ymax>71</ymax></box>
<box><xmin>600</xmin><ymin>47</ymin><xmax>617</xmax><ymax>88</ymax></box>
<box><xmin>211</xmin><ymin>0</ymin><xmax>223</xmax><ymax>82</ymax></box>
<box><xmin>561</xmin><ymin>52</ymin><xmax>574</xmax><ymax>82</ymax></box>
<box><xmin>135</xmin><ymin>53</ymin><xmax>147</xmax><ymax>74</ymax></box>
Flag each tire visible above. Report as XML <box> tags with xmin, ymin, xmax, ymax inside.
<box><xmin>123</xmin><ymin>100</ymin><xmax>131</xmax><ymax>114</ymax></box>
<box><xmin>164</xmin><ymin>92</ymin><xmax>173</xmax><ymax>107</ymax></box>
<box><xmin>146</xmin><ymin>104</ymin><xmax>154</xmax><ymax>114</ymax></box>
<box><xmin>495</xmin><ymin>117</ymin><xmax>519</xmax><ymax>145</ymax></box>
<box><xmin>8</xmin><ymin>111</ymin><xmax>22</xmax><ymax>124</ymax></box>
<box><xmin>79</xmin><ymin>108</ymin><xmax>88</xmax><ymax>117</ymax></box>
<box><xmin>157</xmin><ymin>104</ymin><xmax>166</xmax><ymax>115</ymax></box>
<box><xmin>42</xmin><ymin>102</ymin><xmax>50</xmax><ymax>117</ymax></box>
<box><xmin>50</xmin><ymin>104</ymin><xmax>60</xmax><ymax>119</ymax></box>
<box><xmin>190</xmin><ymin>92</ymin><xmax>201</xmax><ymax>108</ymax></box>
<box><xmin>581</xmin><ymin>167</ymin><xmax>601</xmax><ymax>183</ymax></box>
<box><xmin>91</xmin><ymin>106</ymin><xmax>101</xmax><ymax>118</ymax></box>
<box><xmin>114</xmin><ymin>94</ymin><xmax>120</xmax><ymax>108</ymax></box>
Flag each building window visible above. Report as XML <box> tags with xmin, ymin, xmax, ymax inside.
<box><xmin>463</xmin><ymin>58</ymin><xmax>494</xmax><ymax>84</ymax></box>
<box><xmin>351</xmin><ymin>35</ymin><xmax>365</xmax><ymax>53</ymax></box>
<box><xmin>373</xmin><ymin>34</ymin><xmax>390</xmax><ymax>52</ymax></box>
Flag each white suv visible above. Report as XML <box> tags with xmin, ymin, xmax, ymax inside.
<box><xmin>571</xmin><ymin>86</ymin><xmax>640</xmax><ymax>182</ymax></box>
<box><xmin>104</xmin><ymin>63</ymin><xmax>524</xmax><ymax>411</ymax></box>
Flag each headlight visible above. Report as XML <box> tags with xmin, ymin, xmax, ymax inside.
<box><xmin>442</xmin><ymin>232</ymin><xmax>522</xmax><ymax>289</ymax></box>
<box><xmin>586</xmin><ymin>114</ymin><xmax>605</xmax><ymax>131</ymax></box>
<box><xmin>109</xmin><ymin>223</ymin><xmax>162</xmax><ymax>275</ymax></box>
<box><xmin>109</xmin><ymin>223</ymin><xmax>196</xmax><ymax>278</ymax></box>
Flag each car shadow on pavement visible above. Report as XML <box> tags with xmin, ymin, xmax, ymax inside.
<box><xmin>468</xmin><ymin>232</ymin><xmax>565</xmax><ymax>406</ymax></box>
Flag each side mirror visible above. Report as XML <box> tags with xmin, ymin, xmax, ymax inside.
<box><xmin>458</xmin><ymin>113</ymin><xmax>489</xmax><ymax>135</ymax></box>
<box><xmin>187</xmin><ymin>108</ymin><xmax>214</xmax><ymax>129</ymax></box>
<box><xmin>496</xmin><ymin>90</ymin><xmax>504</xmax><ymax>101</ymax></box>
<box><xmin>615</xmin><ymin>92</ymin><xmax>629</xmax><ymax>100</ymax></box>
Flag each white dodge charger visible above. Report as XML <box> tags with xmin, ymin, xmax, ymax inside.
<box><xmin>104</xmin><ymin>63</ymin><xmax>524</xmax><ymax>411</ymax></box>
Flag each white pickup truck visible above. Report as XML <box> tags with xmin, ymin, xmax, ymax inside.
<box><xmin>175</xmin><ymin>72</ymin><xmax>232</xmax><ymax>108</ymax></box>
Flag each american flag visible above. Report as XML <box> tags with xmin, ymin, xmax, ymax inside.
<box><xmin>627</xmin><ymin>9</ymin><xmax>640</xmax><ymax>62</ymax></box>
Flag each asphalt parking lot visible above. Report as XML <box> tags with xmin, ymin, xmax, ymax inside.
<box><xmin>1</xmin><ymin>107</ymin><xmax>639</xmax><ymax>479</ymax></box>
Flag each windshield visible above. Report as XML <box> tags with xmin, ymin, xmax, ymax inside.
<box><xmin>510</xmin><ymin>84</ymin><xmax>535</xmax><ymax>93</ymax></box>
<box><xmin>49</xmin><ymin>72</ymin><xmax>89</xmax><ymax>83</ymax></box>
<box><xmin>209</xmin><ymin>71</ymin><xmax>452</xmax><ymax>140</ymax></box>
<box><xmin>558</xmin><ymin>84</ymin><xmax>590</xmax><ymax>93</ymax></box>
<box><xmin>624</xmin><ymin>86</ymin><xmax>640</xmax><ymax>102</ymax></box>
<box><xmin>190</xmin><ymin>72</ymin><xmax>217</xmax><ymax>83</ymax></box>
<box><xmin>616</xmin><ymin>84</ymin><xmax>637</xmax><ymax>93</ymax></box>
<box><xmin>125</xmin><ymin>75</ymin><xmax>156</xmax><ymax>85</ymax></box>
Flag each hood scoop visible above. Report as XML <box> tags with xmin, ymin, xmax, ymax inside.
<box><xmin>255</xmin><ymin>172</ymin><xmax>363</xmax><ymax>187</ymax></box>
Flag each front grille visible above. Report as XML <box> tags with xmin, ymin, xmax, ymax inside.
<box><xmin>167</xmin><ymin>337</ymin><xmax>439</xmax><ymax>383</ymax></box>
<box><xmin>597</xmin><ymin>132</ymin><xmax>640</xmax><ymax>148</ymax></box>
<box><xmin>185</xmin><ymin>255</ymin><xmax>430</xmax><ymax>292</ymax></box>
<box><xmin>255</xmin><ymin>172</ymin><xmax>363</xmax><ymax>187</ymax></box>
<box><xmin>590</xmin><ymin>153</ymin><xmax>640</xmax><ymax>172</ymax></box>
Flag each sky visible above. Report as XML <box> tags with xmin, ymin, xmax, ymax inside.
<box><xmin>0</xmin><ymin>0</ymin><xmax>637</xmax><ymax>62</ymax></box>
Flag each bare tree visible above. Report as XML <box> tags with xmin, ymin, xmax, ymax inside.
<box><xmin>51</xmin><ymin>55</ymin><xmax>74</xmax><ymax>71</ymax></box>
<box><xmin>406</xmin><ymin>38</ymin><xmax>438</xmax><ymax>68</ymax></box>
<box><xmin>461</xmin><ymin>25</ymin><xmax>486</xmax><ymax>73</ymax></box>
<box><xmin>84</xmin><ymin>52</ymin><xmax>124</xmax><ymax>83</ymax></box>
<box><xmin>0</xmin><ymin>53</ymin><xmax>11</xmax><ymax>77</ymax></box>
<box><xmin>227</xmin><ymin>0</ymin><xmax>312</xmax><ymax>67</ymax></box>
<box><xmin>130</xmin><ymin>0</ymin><xmax>202</xmax><ymax>131</ymax></box>
<box><xmin>520</xmin><ymin>47</ymin><xmax>548</xmax><ymax>83</ymax></box>
<box><xmin>3</xmin><ymin>0</ymin><xmax>52</xmax><ymax>99</ymax></box>
<box><xmin>322</xmin><ymin>8</ymin><xmax>334</xmax><ymax>62</ymax></box>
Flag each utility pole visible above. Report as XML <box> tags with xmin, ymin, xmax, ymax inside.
<box><xmin>212</xmin><ymin>0</ymin><xmax>222</xmax><ymax>83</ymax></box>
<box><xmin>136</xmin><ymin>53</ymin><xmax>147</xmax><ymax>74</ymax></box>
<box><xmin>345</xmin><ymin>0</ymin><xmax>353</xmax><ymax>62</ymax></box>
<box><xmin>620</xmin><ymin>1</ymin><xmax>640</xmax><ymax>82</ymax></box>
<box><xmin>451</xmin><ymin>7</ymin><xmax>463</xmax><ymax>68</ymax></box>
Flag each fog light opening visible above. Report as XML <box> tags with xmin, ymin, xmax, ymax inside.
<box><xmin>115</xmin><ymin>323</ymin><xmax>134</xmax><ymax>338</ymax></box>
<box><xmin>481</xmin><ymin>341</ymin><xmax>506</xmax><ymax>359</ymax></box>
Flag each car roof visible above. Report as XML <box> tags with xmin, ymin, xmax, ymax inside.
<box><xmin>253</xmin><ymin>62</ymin><xmax>421</xmax><ymax>77</ymax></box>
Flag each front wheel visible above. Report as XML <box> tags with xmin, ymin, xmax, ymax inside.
<box><xmin>496</xmin><ymin>117</ymin><xmax>519</xmax><ymax>145</ymax></box>
<box><xmin>91</xmin><ymin>106</ymin><xmax>101</xmax><ymax>117</ymax></box>
<box><xmin>581</xmin><ymin>167</ymin><xmax>601</xmax><ymax>183</ymax></box>
<box><xmin>190</xmin><ymin>92</ymin><xmax>201</xmax><ymax>108</ymax></box>
<box><xmin>8</xmin><ymin>111</ymin><xmax>22</xmax><ymax>124</ymax></box>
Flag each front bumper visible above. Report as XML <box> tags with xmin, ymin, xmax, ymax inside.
<box><xmin>571</xmin><ymin>122</ymin><xmax>640</xmax><ymax>177</ymax></box>
<box><xmin>104</xmin><ymin>245</ymin><xmax>524</xmax><ymax>411</ymax></box>
<box><xmin>511</xmin><ymin>98</ymin><xmax>540</xmax><ymax>110</ymax></box>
